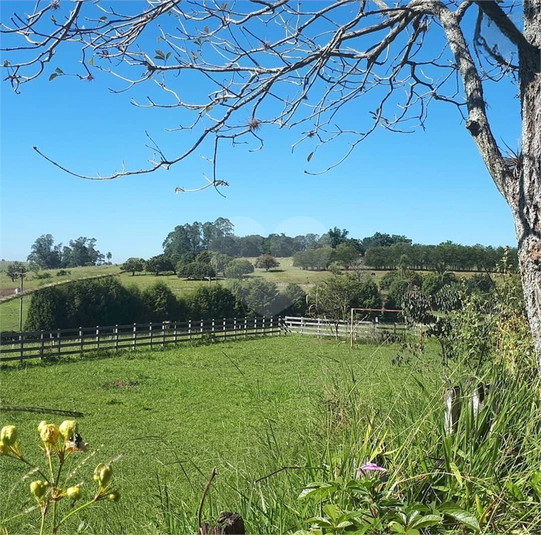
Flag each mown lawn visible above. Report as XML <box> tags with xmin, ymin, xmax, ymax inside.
<box><xmin>0</xmin><ymin>335</ymin><xmax>442</xmax><ymax>534</ymax></box>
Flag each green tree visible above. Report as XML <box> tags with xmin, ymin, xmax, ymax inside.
<box><xmin>332</xmin><ymin>243</ymin><xmax>359</xmax><ymax>270</ymax></box>
<box><xmin>27</xmin><ymin>234</ymin><xmax>62</xmax><ymax>270</ymax></box>
<box><xmin>254</xmin><ymin>254</ymin><xmax>280</xmax><ymax>272</ymax></box>
<box><xmin>142</xmin><ymin>282</ymin><xmax>183</xmax><ymax>322</ymax></box>
<box><xmin>186</xmin><ymin>285</ymin><xmax>239</xmax><ymax>320</ymax></box>
<box><xmin>224</xmin><ymin>259</ymin><xmax>254</xmax><ymax>279</ymax></box>
<box><xmin>121</xmin><ymin>257</ymin><xmax>145</xmax><ymax>276</ymax></box>
<box><xmin>145</xmin><ymin>254</ymin><xmax>175</xmax><ymax>276</ymax></box>
<box><xmin>178</xmin><ymin>262</ymin><xmax>216</xmax><ymax>280</ymax></box>
<box><xmin>309</xmin><ymin>275</ymin><xmax>381</xmax><ymax>320</ymax></box>
<box><xmin>6</xmin><ymin>261</ymin><xmax>26</xmax><ymax>282</ymax></box>
<box><xmin>328</xmin><ymin>227</ymin><xmax>349</xmax><ymax>248</ymax></box>
<box><xmin>62</xmin><ymin>237</ymin><xmax>103</xmax><ymax>267</ymax></box>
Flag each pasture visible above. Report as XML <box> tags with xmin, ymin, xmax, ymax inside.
<box><xmin>0</xmin><ymin>335</ymin><xmax>442</xmax><ymax>534</ymax></box>
<box><xmin>0</xmin><ymin>260</ymin><xmax>366</xmax><ymax>332</ymax></box>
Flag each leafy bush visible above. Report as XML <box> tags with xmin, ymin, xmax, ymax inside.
<box><xmin>55</xmin><ymin>269</ymin><xmax>71</xmax><ymax>277</ymax></box>
<box><xmin>142</xmin><ymin>282</ymin><xmax>185</xmax><ymax>322</ymax></box>
<box><xmin>224</xmin><ymin>259</ymin><xmax>254</xmax><ymax>279</ymax></box>
<box><xmin>185</xmin><ymin>285</ymin><xmax>240</xmax><ymax>320</ymax></box>
<box><xmin>308</xmin><ymin>275</ymin><xmax>381</xmax><ymax>320</ymax></box>
<box><xmin>178</xmin><ymin>262</ymin><xmax>216</xmax><ymax>280</ymax></box>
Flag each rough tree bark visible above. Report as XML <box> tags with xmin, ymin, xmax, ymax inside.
<box><xmin>516</xmin><ymin>1</ymin><xmax>541</xmax><ymax>371</ymax></box>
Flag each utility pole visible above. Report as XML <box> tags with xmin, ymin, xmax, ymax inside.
<box><xmin>18</xmin><ymin>273</ymin><xmax>24</xmax><ymax>332</ymax></box>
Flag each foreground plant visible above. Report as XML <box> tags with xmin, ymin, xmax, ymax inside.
<box><xmin>1</xmin><ymin>421</ymin><xmax>119</xmax><ymax>535</ymax></box>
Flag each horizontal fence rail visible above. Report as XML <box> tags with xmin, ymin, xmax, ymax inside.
<box><xmin>1</xmin><ymin>316</ymin><xmax>411</xmax><ymax>363</ymax></box>
<box><xmin>0</xmin><ymin>317</ymin><xmax>282</xmax><ymax>363</ymax></box>
<box><xmin>283</xmin><ymin>316</ymin><xmax>410</xmax><ymax>341</ymax></box>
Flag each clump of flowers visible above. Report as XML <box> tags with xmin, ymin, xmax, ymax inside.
<box><xmin>1</xmin><ymin>421</ymin><xmax>119</xmax><ymax>535</ymax></box>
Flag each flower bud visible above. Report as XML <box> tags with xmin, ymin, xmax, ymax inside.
<box><xmin>30</xmin><ymin>480</ymin><xmax>47</xmax><ymax>499</ymax></box>
<box><xmin>66</xmin><ymin>486</ymin><xmax>82</xmax><ymax>501</ymax></box>
<box><xmin>93</xmin><ymin>463</ymin><xmax>113</xmax><ymax>487</ymax></box>
<box><xmin>1</xmin><ymin>425</ymin><xmax>18</xmax><ymax>447</ymax></box>
<box><xmin>59</xmin><ymin>420</ymin><xmax>78</xmax><ymax>442</ymax></box>
<box><xmin>0</xmin><ymin>441</ymin><xmax>10</xmax><ymax>456</ymax></box>
<box><xmin>108</xmin><ymin>491</ymin><xmax>120</xmax><ymax>502</ymax></box>
<box><xmin>40</xmin><ymin>423</ymin><xmax>60</xmax><ymax>445</ymax></box>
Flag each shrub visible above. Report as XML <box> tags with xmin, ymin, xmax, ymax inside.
<box><xmin>254</xmin><ymin>254</ymin><xmax>280</xmax><ymax>271</ymax></box>
<box><xmin>185</xmin><ymin>285</ymin><xmax>240</xmax><ymax>320</ymax></box>
<box><xmin>224</xmin><ymin>259</ymin><xmax>254</xmax><ymax>279</ymax></box>
<box><xmin>178</xmin><ymin>262</ymin><xmax>216</xmax><ymax>280</ymax></box>
<box><xmin>142</xmin><ymin>282</ymin><xmax>185</xmax><ymax>322</ymax></box>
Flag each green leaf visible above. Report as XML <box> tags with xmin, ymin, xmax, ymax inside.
<box><xmin>322</xmin><ymin>504</ymin><xmax>339</xmax><ymax>522</ymax></box>
<box><xmin>49</xmin><ymin>73</ymin><xmax>58</xmax><ymax>81</ymax></box>
<box><xmin>440</xmin><ymin>503</ymin><xmax>480</xmax><ymax>533</ymax></box>
<box><xmin>89</xmin><ymin>57</ymin><xmax>95</xmax><ymax>67</ymax></box>
<box><xmin>155</xmin><ymin>49</ymin><xmax>165</xmax><ymax>59</ymax></box>
<box><xmin>307</xmin><ymin>151</ymin><xmax>314</xmax><ymax>162</ymax></box>
<box><xmin>55</xmin><ymin>67</ymin><xmax>64</xmax><ymax>74</ymax></box>
<box><xmin>449</xmin><ymin>462</ymin><xmax>463</xmax><ymax>488</ymax></box>
<box><xmin>99</xmin><ymin>16</ymin><xmax>107</xmax><ymax>22</ymax></box>
<box><xmin>3</xmin><ymin>60</ymin><xmax>9</xmax><ymax>67</ymax></box>
<box><xmin>410</xmin><ymin>514</ymin><xmax>443</xmax><ymax>529</ymax></box>
<box><xmin>166</xmin><ymin>52</ymin><xmax>172</xmax><ymax>60</ymax></box>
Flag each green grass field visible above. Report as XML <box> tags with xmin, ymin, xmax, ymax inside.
<box><xmin>0</xmin><ymin>335</ymin><xmax>442</xmax><ymax>534</ymax></box>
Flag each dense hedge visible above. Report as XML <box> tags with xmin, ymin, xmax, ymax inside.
<box><xmin>23</xmin><ymin>277</ymin><xmax>307</xmax><ymax>331</ymax></box>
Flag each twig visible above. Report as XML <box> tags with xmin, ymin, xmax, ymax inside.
<box><xmin>198</xmin><ymin>467</ymin><xmax>217</xmax><ymax>534</ymax></box>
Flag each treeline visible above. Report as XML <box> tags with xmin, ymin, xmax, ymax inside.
<box><xmin>158</xmin><ymin>219</ymin><xmax>517</xmax><ymax>274</ymax></box>
<box><xmin>24</xmin><ymin>277</ymin><xmax>308</xmax><ymax>331</ymax></box>
<box><xmin>26</xmin><ymin>234</ymin><xmax>111</xmax><ymax>269</ymax></box>
<box><xmin>363</xmin><ymin>242</ymin><xmax>518</xmax><ymax>272</ymax></box>
<box><xmin>24</xmin><ymin>266</ymin><xmax>500</xmax><ymax>331</ymax></box>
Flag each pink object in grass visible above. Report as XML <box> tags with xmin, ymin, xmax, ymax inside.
<box><xmin>356</xmin><ymin>462</ymin><xmax>387</xmax><ymax>478</ymax></box>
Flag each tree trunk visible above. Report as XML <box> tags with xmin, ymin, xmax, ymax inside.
<box><xmin>514</xmin><ymin>1</ymin><xmax>541</xmax><ymax>372</ymax></box>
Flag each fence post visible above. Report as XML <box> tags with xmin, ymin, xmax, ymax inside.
<box><xmin>57</xmin><ymin>329</ymin><xmax>61</xmax><ymax>357</ymax></box>
<box><xmin>262</xmin><ymin>316</ymin><xmax>266</xmax><ymax>335</ymax></box>
<box><xmin>223</xmin><ymin>318</ymin><xmax>226</xmax><ymax>341</ymax></box>
<box><xmin>270</xmin><ymin>316</ymin><xmax>273</xmax><ymax>335</ymax></box>
<box><xmin>174</xmin><ymin>321</ymin><xmax>178</xmax><ymax>343</ymax></box>
<box><xmin>19</xmin><ymin>332</ymin><xmax>23</xmax><ymax>363</ymax></box>
<box><xmin>317</xmin><ymin>318</ymin><xmax>321</xmax><ymax>339</ymax></box>
<box><xmin>188</xmin><ymin>319</ymin><xmax>192</xmax><ymax>341</ymax></box>
<box><xmin>244</xmin><ymin>317</ymin><xmax>247</xmax><ymax>338</ymax></box>
<box><xmin>149</xmin><ymin>322</ymin><xmax>153</xmax><ymax>349</ymax></box>
<box><xmin>234</xmin><ymin>318</ymin><xmax>237</xmax><ymax>341</ymax></box>
<box><xmin>133</xmin><ymin>323</ymin><xmax>137</xmax><ymax>350</ymax></box>
<box><xmin>115</xmin><ymin>325</ymin><xmax>119</xmax><ymax>351</ymax></box>
<box><xmin>162</xmin><ymin>321</ymin><xmax>166</xmax><ymax>348</ymax></box>
<box><xmin>211</xmin><ymin>319</ymin><xmax>215</xmax><ymax>338</ymax></box>
<box><xmin>40</xmin><ymin>330</ymin><xmax>45</xmax><ymax>359</ymax></box>
<box><xmin>254</xmin><ymin>316</ymin><xmax>257</xmax><ymax>335</ymax></box>
<box><xmin>79</xmin><ymin>327</ymin><xmax>83</xmax><ymax>354</ymax></box>
<box><xmin>200</xmin><ymin>319</ymin><xmax>204</xmax><ymax>339</ymax></box>
<box><xmin>394</xmin><ymin>322</ymin><xmax>397</xmax><ymax>335</ymax></box>
<box><xmin>96</xmin><ymin>326</ymin><xmax>100</xmax><ymax>350</ymax></box>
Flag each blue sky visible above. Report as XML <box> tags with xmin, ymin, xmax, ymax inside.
<box><xmin>0</xmin><ymin>1</ymin><xmax>520</xmax><ymax>264</ymax></box>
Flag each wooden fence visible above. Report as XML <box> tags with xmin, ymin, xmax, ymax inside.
<box><xmin>283</xmin><ymin>316</ymin><xmax>409</xmax><ymax>341</ymax></box>
<box><xmin>0</xmin><ymin>317</ymin><xmax>282</xmax><ymax>363</ymax></box>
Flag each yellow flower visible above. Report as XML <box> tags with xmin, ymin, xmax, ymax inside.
<box><xmin>1</xmin><ymin>425</ymin><xmax>17</xmax><ymax>447</ymax></box>
<box><xmin>39</xmin><ymin>423</ymin><xmax>60</xmax><ymax>445</ymax></box>
<box><xmin>93</xmin><ymin>463</ymin><xmax>113</xmax><ymax>488</ymax></box>
<box><xmin>66</xmin><ymin>486</ymin><xmax>82</xmax><ymax>500</ymax></box>
<box><xmin>0</xmin><ymin>441</ymin><xmax>10</xmax><ymax>456</ymax></box>
<box><xmin>59</xmin><ymin>420</ymin><xmax>78</xmax><ymax>442</ymax></box>
<box><xmin>108</xmin><ymin>491</ymin><xmax>120</xmax><ymax>502</ymax></box>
